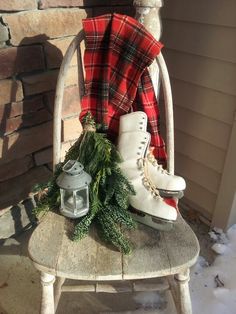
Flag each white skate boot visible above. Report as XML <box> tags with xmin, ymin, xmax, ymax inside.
<box><xmin>117</xmin><ymin>129</ymin><xmax>177</xmax><ymax>231</ymax></box>
<box><xmin>119</xmin><ymin>112</ymin><xmax>186</xmax><ymax>198</ymax></box>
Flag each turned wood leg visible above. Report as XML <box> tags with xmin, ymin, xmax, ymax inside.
<box><xmin>40</xmin><ymin>272</ymin><xmax>56</xmax><ymax>314</ymax></box>
<box><xmin>174</xmin><ymin>268</ymin><xmax>192</xmax><ymax>314</ymax></box>
<box><xmin>54</xmin><ymin>277</ymin><xmax>65</xmax><ymax>311</ymax></box>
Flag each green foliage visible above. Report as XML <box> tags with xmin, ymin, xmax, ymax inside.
<box><xmin>33</xmin><ymin>112</ymin><xmax>136</xmax><ymax>254</ymax></box>
<box><xmin>73</xmin><ymin>127</ymin><xmax>136</xmax><ymax>253</ymax></box>
<box><xmin>72</xmin><ymin>210</ymin><xmax>97</xmax><ymax>241</ymax></box>
<box><xmin>96</xmin><ymin>211</ymin><xmax>133</xmax><ymax>255</ymax></box>
<box><xmin>33</xmin><ymin>180</ymin><xmax>60</xmax><ymax>216</ymax></box>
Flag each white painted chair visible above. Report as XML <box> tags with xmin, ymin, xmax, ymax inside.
<box><xmin>28</xmin><ymin>26</ymin><xmax>199</xmax><ymax>314</ymax></box>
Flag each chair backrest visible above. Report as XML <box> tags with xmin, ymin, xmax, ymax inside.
<box><xmin>53</xmin><ymin>30</ymin><xmax>175</xmax><ymax>174</ymax></box>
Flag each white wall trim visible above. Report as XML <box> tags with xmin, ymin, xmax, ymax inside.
<box><xmin>212</xmin><ymin>111</ymin><xmax>236</xmax><ymax>229</ymax></box>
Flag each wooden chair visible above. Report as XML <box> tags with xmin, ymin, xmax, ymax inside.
<box><xmin>28</xmin><ymin>28</ymin><xmax>199</xmax><ymax>314</ymax></box>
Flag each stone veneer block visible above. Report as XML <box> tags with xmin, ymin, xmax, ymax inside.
<box><xmin>0</xmin><ymin>0</ymin><xmax>37</xmax><ymax>11</ymax></box>
<box><xmin>43</xmin><ymin>36</ymin><xmax>82</xmax><ymax>69</ymax></box>
<box><xmin>46</xmin><ymin>85</ymin><xmax>81</xmax><ymax>117</ymax></box>
<box><xmin>2</xmin><ymin>109</ymin><xmax>52</xmax><ymax>135</ymax></box>
<box><xmin>62</xmin><ymin>116</ymin><xmax>82</xmax><ymax>141</ymax></box>
<box><xmin>39</xmin><ymin>0</ymin><xmax>132</xmax><ymax>9</ymax></box>
<box><xmin>0</xmin><ymin>156</ymin><xmax>34</xmax><ymax>182</ymax></box>
<box><xmin>0</xmin><ymin>121</ymin><xmax>53</xmax><ymax>165</ymax></box>
<box><xmin>62</xmin><ymin>85</ymin><xmax>82</xmax><ymax>117</ymax></box>
<box><xmin>2</xmin><ymin>9</ymin><xmax>89</xmax><ymax>46</ymax></box>
<box><xmin>34</xmin><ymin>140</ymin><xmax>76</xmax><ymax>166</ymax></box>
<box><xmin>92</xmin><ymin>5</ymin><xmax>135</xmax><ymax>17</ymax></box>
<box><xmin>22</xmin><ymin>70</ymin><xmax>59</xmax><ymax>96</ymax></box>
<box><xmin>0</xmin><ymin>79</ymin><xmax>23</xmax><ymax>106</ymax></box>
<box><xmin>22</xmin><ymin>66</ymin><xmax>78</xmax><ymax>96</ymax></box>
<box><xmin>0</xmin><ymin>45</ymin><xmax>45</xmax><ymax>79</ymax></box>
<box><xmin>0</xmin><ymin>23</ymin><xmax>9</xmax><ymax>47</ymax></box>
<box><xmin>0</xmin><ymin>166</ymin><xmax>51</xmax><ymax>210</ymax></box>
<box><xmin>34</xmin><ymin>147</ymin><xmax>52</xmax><ymax>166</ymax></box>
<box><xmin>0</xmin><ymin>96</ymin><xmax>45</xmax><ymax>120</ymax></box>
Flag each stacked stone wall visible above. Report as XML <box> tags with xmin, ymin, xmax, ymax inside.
<box><xmin>0</xmin><ymin>0</ymin><xmax>134</xmax><ymax>211</ymax></box>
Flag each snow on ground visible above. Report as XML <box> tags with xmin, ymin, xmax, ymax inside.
<box><xmin>190</xmin><ymin>224</ymin><xmax>236</xmax><ymax>314</ymax></box>
<box><xmin>124</xmin><ymin>225</ymin><xmax>236</xmax><ymax>314</ymax></box>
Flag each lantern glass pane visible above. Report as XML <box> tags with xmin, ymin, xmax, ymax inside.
<box><xmin>76</xmin><ymin>188</ymin><xmax>88</xmax><ymax>209</ymax></box>
<box><xmin>64</xmin><ymin>190</ymin><xmax>74</xmax><ymax>210</ymax></box>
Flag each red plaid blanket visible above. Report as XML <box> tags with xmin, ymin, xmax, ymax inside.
<box><xmin>80</xmin><ymin>13</ymin><xmax>167</xmax><ymax>165</ymax></box>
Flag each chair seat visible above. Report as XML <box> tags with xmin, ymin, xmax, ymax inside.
<box><xmin>28</xmin><ymin>211</ymin><xmax>199</xmax><ymax>281</ymax></box>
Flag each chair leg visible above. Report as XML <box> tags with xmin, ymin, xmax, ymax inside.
<box><xmin>54</xmin><ymin>277</ymin><xmax>65</xmax><ymax>311</ymax></box>
<box><xmin>40</xmin><ymin>272</ymin><xmax>56</xmax><ymax>314</ymax></box>
<box><xmin>174</xmin><ymin>268</ymin><xmax>192</xmax><ymax>314</ymax></box>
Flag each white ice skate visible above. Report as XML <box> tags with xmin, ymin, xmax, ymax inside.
<box><xmin>119</xmin><ymin>111</ymin><xmax>186</xmax><ymax>198</ymax></box>
<box><xmin>117</xmin><ymin>128</ymin><xmax>177</xmax><ymax>231</ymax></box>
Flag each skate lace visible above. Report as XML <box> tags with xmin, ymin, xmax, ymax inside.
<box><xmin>147</xmin><ymin>153</ymin><xmax>170</xmax><ymax>175</ymax></box>
<box><xmin>137</xmin><ymin>158</ymin><xmax>163</xmax><ymax>200</ymax></box>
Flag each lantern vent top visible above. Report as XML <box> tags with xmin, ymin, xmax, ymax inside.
<box><xmin>63</xmin><ymin>160</ymin><xmax>84</xmax><ymax>176</ymax></box>
<box><xmin>57</xmin><ymin>160</ymin><xmax>92</xmax><ymax>190</ymax></box>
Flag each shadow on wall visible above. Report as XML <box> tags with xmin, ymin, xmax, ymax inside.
<box><xmin>0</xmin><ymin>7</ymin><xmax>135</xmax><ymax>207</ymax></box>
<box><xmin>0</xmin><ymin>34</ymin><xmax>65</xmax><ymax>214</ymax></box>
<box><xmin>0</xmin><ymin>2</ymin><xmax>95</xmax><ymax>212</ymax></box>
<box><xmin>0</xmin><ymin>34</ymin><xmax>62</xmax><ymax>161</ymax></box>
<box><xmin>0</xmin><ymin>5</ymin><xmax>134</xmax><ymax>235</ymax></box>
<box><xmin>0</xmin><ymin>2</ymin><xmax>99</xmax><ymax>238</ymax></box>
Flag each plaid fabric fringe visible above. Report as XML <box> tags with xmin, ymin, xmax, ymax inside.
<box><xmin>80</xmin><ymin>13</ymin><xmax>167</xmax><ymax>165</ymax></box>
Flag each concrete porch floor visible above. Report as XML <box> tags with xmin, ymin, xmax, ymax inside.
<box><xmin>0</xmin><ymin>213</ymin><xmax>215</xmax><ymax>314</ymax></box>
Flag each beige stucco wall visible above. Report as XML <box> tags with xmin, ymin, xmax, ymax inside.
<box><xmin>161</xmin><ymin>0</ymin><xmax>236</xmax><ymax>228</ymax></box>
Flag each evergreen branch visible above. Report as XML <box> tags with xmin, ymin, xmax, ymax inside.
<box><xmin>105</xmin><ymin>205</ymin><xmax>136</xmax><ymax>229</ymax></box>
<box><xmin>33</xmin><ymin>112</ymin><xmax>136</xmax><ymax>254</ymax></box>
<box><xmin>73</xmin><ymin>211</ymin><xmax>96</xmax><ymax>241</ymax></box>
<box><xmin>114</xmin><ymin>192</ymin><xmax>129</xmax><ymax>209</ymax></box>
<box><xmin>73</xmin><ymin>198</ymin><xmax>102</xmax><ymax>240</ymax></box>
<box><xmin>96</xmin><ymin>212</ymin><xmax>133</xmax><ymax>255</ymax></box>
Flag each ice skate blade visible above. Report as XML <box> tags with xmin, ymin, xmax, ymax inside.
<box><xmin>130</xmin><ymin>211</ymin><xmax>174</xmax><ymax>232</ymax></box>
<box><xmin>158</xmin><ymin>189</ymin><xmax>184</xmax><ymax>199</ymax></box>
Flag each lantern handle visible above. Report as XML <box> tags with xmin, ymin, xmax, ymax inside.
<box><xmin>62</xmin><ymin>160</ymin><xmax>83</xmax><ymax>174</ymax></box>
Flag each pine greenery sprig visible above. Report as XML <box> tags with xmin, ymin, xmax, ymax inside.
<box><xmin>33</xmin><ymin>112</ymin><xmax>136</xmax><ymax>254</ymax></box>
<box><xmin>96</xmin><ymin>211</ymin><xmax>133</xmax><ymax>255</ymax></box>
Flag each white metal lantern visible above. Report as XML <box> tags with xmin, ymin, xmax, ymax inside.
<box><xmin>56</xmin><ymin>160</ymin><xmax>92</xmax><ymax>219</ymax></box>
